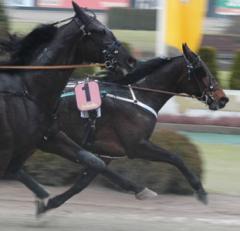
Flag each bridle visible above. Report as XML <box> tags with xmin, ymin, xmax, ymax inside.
<box><xmin>183</xmin><ymin>54</ymin><xmax>217</xmax><ymax>105</ymax></box>
<box><xmin>72</xmin><ymin>16</ymin><xmax>122</xmax><ymax>71</ymax></box>
<box><xmin>102</xmin><ymin>41</ymin><xmax>121</xmax><ymax>70</ymax></box>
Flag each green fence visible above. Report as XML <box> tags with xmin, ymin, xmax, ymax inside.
<box><xmin>108</xmin><ymin>8</ymin><xmax>156</xmax><ymax>31</ymax></box>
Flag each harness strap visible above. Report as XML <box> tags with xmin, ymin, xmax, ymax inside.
<box><xmin>106</xmin><ymin>93</ymin><xmax>158</xmax><ymax>119</ymax></box>
<box><xmin>61</xmin><ymin>90</ymin><xmax>158</xmax><ymax>118</ymax></box>
<box><xmin>128</xmin><ymin>84</ymin><xmax>137</xmax><ymax>103</ymax></box>
<box><xmin>98</xmin><ymin>154</ymin><xmax>125</xmax><ymax>160</ymax></box>
<box><xmin>81</xmin><ymin>111</ymin><xmax>98</xmax><ymax>146</ymax></box>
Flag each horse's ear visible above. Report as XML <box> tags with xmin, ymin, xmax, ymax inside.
<box><xmin>182</xmin><ymin>43</ymin><xmax>191</xmax><ymax>60</ymax></box>
<box><xmin>182</xmin><ymin>43</ymin><xmax>188</xmax><ymax>55</ymax></box>
<box><xmin>182</xmin><ymin>43</ymin><xmax>197</xmax><ymax>63</ymax></box>
<box><xmin>72</xmin><ymin>1</ymin><xmax>81</xmax><ymax>13</ymax></box>
<box><xmin>72</xmin><ymin>1</ymin><xmax>90</xmax><ymax>24</ymax></box>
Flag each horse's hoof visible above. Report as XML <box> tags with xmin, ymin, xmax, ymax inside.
<box><xmin>35</xmin><ymin>199</ymin><xmax>47</xmax><ymax>217</ymax></box>
<box><xmin>135</xmin><ymin>188</ymin><xmax>158</xmax><ymax>200</ymax></box>
<box><xmin>195</xmin><ymin>189</ymin><xmax>208</xmax><ymax>205</ymax></box>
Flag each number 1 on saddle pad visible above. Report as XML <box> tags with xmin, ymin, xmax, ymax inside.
<box><xmin>75</xmin><ymin>81</ymin><xmax>102</xmax><ymax>111</ymax></box>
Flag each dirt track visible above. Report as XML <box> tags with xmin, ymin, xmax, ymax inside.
<box><xmin>0</xmin><ymin>181</ymin><xmax>240</xmax><ymax>231</ymax></box>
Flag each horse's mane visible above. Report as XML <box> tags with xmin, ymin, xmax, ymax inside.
<box><xmin>0</xmin><ymin>24</ymin><xmax>58</xmax><ymax>65</ymax></box>
<box><xmin>102</xmin><ymin>57</ymin><xmax>172</xmax><ymax>85</ymax></box>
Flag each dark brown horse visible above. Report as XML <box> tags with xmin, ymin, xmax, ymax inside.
<box><xmin>0</xmin><ymin>1</ymin><xmax>139</xmax><ymax>215</ymax></box>
<box><xmin>52</xmin><ymin>44</ymin><xmax>229</xmax><ymax>210</ymax></box>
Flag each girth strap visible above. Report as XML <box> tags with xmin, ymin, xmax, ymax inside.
<box><xmin>81</xmin><ymin>111</ymin><xmax>98</xmax><ymax>146</ymax></box>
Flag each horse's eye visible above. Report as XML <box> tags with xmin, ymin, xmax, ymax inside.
<box><xmin>195</xmin><ymin>67</ymin><xmax>206</xmax><ymax>77</ymax></box>
<box><xmin>91</xmin><ymin>29</ymin><xmax>106</xmax><ymax>35</ymax></box>
<box><xmin>100</xmin><ymin>29</ymin><xmax>106</xmax><ymax>35</ymax></box>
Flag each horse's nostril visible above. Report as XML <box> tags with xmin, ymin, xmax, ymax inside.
<box><xmin>224</xmin><ymin>97</ymin><xmax>229</xmax><ymax>104</ymax></box>
<box><xmin>219</xmin><ymin>97</ymin><xmax>229</xmax><ymax>108</ymax></box>
<box><xmin>127</xmin><ymin>57</ymin><xmax>136</xmax><ymax>67</ymax></box>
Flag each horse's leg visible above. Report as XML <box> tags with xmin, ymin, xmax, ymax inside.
<box><xmin>102</xmin><ymin>165</ymin><xmax>156</xmax><ymax>200</ymax></box>
<box><xmin>6</xmin><ymin>152</ymin><xmax>50</xmax><ymax>204</ymax></box>
<box><xmin>128</xmin><ymin>139</ymin><xmax>207</xmax><ymax>204</ymax></box>
<box><xmin>38</xmin><ymin>131</ymin><xmax>156</xmax><ymax>214</ymax></box>
<box><xmin>38</xmin><ymin>161</ymin><xmax>156</xmax><ymax>214</ymax></box>
<box><xmin>15</xmin><ymin>169</ymin><xmax>51</xmax><ymax>214</ymax></box>
<box><xmin>37</xmin><ymin>167</ymin><xmax>98</xmax><ymax>214</ymax></box>
<box><xmin>16</xmin><ymin>169</ymin><xmax>50</xmax><ymax>199</ymax></box>
<box><xmin>101</xmin><ymin>158</ymin><xmax>152</xmax><ymax>198</ymax></box>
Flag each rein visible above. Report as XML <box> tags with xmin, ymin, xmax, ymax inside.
<box><xmin>101</xmin><ymin>81</ymin><xmax>199</xmax><ymax>100</ymax></box>
<box><xmin>0</xmin><ymin>63</ymin><xmax>106</xmax><ymax>70</ymax></box>
<box><xmin>130</xmin><ymin>85</ymin><xmax>197</xmax><ymax>99</ymax></box>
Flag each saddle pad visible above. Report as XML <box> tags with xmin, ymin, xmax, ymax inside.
<box><xmin>75</xmin><ymin>81</ymin><xmax>102</xmax><ymax>111</ymax></box>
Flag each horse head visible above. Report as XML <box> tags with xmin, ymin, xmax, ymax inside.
<box><xmin>72</xmin><ymin>1</ymin><xmax>136</xmax><ymax>75</ymax></box>
<box><xmin>181</xmin><ymin>43</ymin><xmax>229</xmax><ymax>110</ymax></box>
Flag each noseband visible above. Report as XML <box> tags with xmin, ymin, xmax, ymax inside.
<box><xmin>102</xmin><ymin>41</ymin><xmax>121</xmax><ymax>70</ymax></box>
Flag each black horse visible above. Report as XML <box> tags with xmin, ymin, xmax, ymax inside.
<box><xmin>54</xmin><ymin>44</ymin><xmax>229</xmax><ymax>209</ymax></box>
<box><xmin>0</xmin><ymin>2</ymin><xmax>139</xmax><ymax>214</ymax></box>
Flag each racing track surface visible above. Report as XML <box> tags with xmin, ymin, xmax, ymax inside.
<box><xmin>0</xmin><ymin>181</ymin><xmax>240</xmax><ymax>231</ymax></box>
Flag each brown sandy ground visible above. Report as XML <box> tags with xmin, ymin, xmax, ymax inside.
<box><xmin>0</xmin><ymin>181</ymin><xmax>239</xmax><ymax>231</ymax></box>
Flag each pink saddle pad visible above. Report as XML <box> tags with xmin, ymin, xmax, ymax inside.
<box><xmin>75</xmin><ymin>81</ymin><xmax>102</xmax><ymax>111</ymax></box>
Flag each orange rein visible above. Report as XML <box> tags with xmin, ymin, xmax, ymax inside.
<box><xmin>0</xmin><ymin>63</ymin><xmax>106</xmax><ymax>70</ymax></box>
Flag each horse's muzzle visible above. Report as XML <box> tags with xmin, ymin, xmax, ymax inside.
<box><xmin>208</xmin><ymin>96</ymin><xmax>229</xmax><ymax>110</ymax></box>
<box><xmin>218</xmin><ymin>96</ymin><xmax>229</xmax><ymax>109</ymax></box>
<box><xmin>127</xmin><ymin>57</ymin><xmax>137</xmax><ymax>69</ymax></box>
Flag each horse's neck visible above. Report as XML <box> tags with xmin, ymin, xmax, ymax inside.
<box><xmin>25</xmin><ymin>22</ymin><xmax>80</xmax><ymax>110</ymax></box>
<box><xmin>134</xmin><ymin>57</ymin><xmax>186</xmax><ymax>113</ymax></box>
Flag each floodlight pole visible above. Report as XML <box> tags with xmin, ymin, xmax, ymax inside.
<box><xmin>155</xmin><ymin>0</ymin><xmax>167</xmax><ymax>56</ymax></box>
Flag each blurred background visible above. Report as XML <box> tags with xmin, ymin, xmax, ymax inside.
<box><xmin>0</xmin><ymin>0</ymin><xmax>240</xmax><ymax>197</ymax></box>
